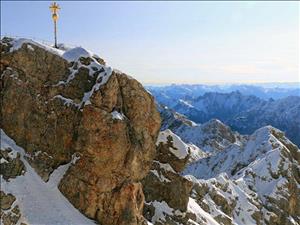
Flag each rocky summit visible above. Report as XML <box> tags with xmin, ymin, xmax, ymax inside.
<box><xmin>0</xmin><ymin>37</ymin><xmax>161</xmax><ymax>225</ymax></box>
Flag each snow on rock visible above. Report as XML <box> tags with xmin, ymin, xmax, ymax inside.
<box><xmin>9</xmin><ymin>38</ymin><xmax>64</xmax><ymax>56</ymax></box>
<box><xmin>146</xmin><ymin>200</ymin><xmax>177</xmax><ymax>224</ymax></box>
<box><xmin>26</xmin><ymin>44</ymin><xmax>34</xmax><ymax>51</ymax></box>
<box><xmin>151</xmin><ymin>200</ymin><xmax>174</xmax><ymax>221</ymax></box>
<box><xmin>62</xmin><ymin>47</ymin><xmax>95</xmax><ymax>62</ymax></box>
<box><xmin>149</xmin><ymin>169</ymin><xmax>171</xmax><ymax>183</ymax></box>
<box><xmin>157</xmin><ymin>129</ymin><xmax>189</xmax><ymax>159</ymax></box>
<box><xmin>187</xmin><ymin>198</ymin><xmax>220</xmax><ymax>225</ymax></box>
<box><xmin>53</xmin><ymin>95</ymin><xmax>80</xmax><ymax>108</ymax></box>
<box><xmin>8</xmin><ymin>38</ymin><xmax>113</xmax><ymax>108</ymax></box>
<box><xmin>111</xmin><ymin>110</ymin><xmax>125</xmax><ymax>120</ymax></box>
<box><xmin>183</xmin><ymin>126</ymin><xmax>300</xmax><ymax>225</ymax></box>
<box><xmin>0</xmin><ymin>129</ymin><xmax>95</xmax><ymax>225</ymax></box>
<box><xmin>47</xmin><ymin>154</ymin><xmax>80</xmax><ymax>189</ymax></box>
<box><xmin>159</xmin><ymin>105</ymin><xmax>244</xmax><ymax>155</ymax></box>
<box><xmin>153</xmin><ymin>160</ymin><xmax>176</xmax><ymax>174</ymax></box>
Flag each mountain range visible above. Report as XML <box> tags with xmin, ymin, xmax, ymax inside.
<box><xmin>151</xmin><ymin>89</ymin><xmax>300</xmax><ymax>147</ymax></box>
<box><xmin>147</xmin><ymin>84</ymin><xmax>300</xmax><ymax>101</ymax></box>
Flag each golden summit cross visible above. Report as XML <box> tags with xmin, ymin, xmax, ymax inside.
<box><xmin>49</xmin><ymin>2</ymin><xmax>60</xmax><ymax>48</ymax></box>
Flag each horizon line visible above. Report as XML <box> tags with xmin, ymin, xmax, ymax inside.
<box><xmin>142</xmin><ymin>81</ymin><xmax>300</xmax><ymax>86</ymax></box>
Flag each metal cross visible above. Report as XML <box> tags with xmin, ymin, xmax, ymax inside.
<box><xmin>49</xmin><ymin>2</ymin><xmax>60</xmax><ymax>48</ymax></box>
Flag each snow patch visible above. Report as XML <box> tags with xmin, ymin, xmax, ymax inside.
<box><xmin>111</xmin><ymin>110</ymin><xmax>125</xmax><ymax>120</ymax></box>
<box><xmin>188</xmin><ymin>198</ymin><xmax>219</xmax><ymax>225</ymax></box>
<box><xmin>9</xmin><ymin>38</ymin><xmax>64</xmax><ymax>56</ymax></box>
<box><xmin>62</xmin><ymin>47</ymin><xmax>94</xmax><ymax>62</ymax></box>
<box><xmin>157</xmin><ymin>130</ymin><xmax>189</xmax><ymax>159</ymax></box>
<box><xmin>0</xmin><ymin>129</ymin><xmax>95</xmax><ymax>225</ymax></box>
<box><xmin>148</xmin><ymin>200</ymin><xmax>174</xmax><ymax>223</ymax></box>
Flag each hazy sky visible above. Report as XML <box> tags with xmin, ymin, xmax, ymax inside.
<box><xmin>1</xmin><ymin>1</ymin><xmax>299</xmax><ymax>84</ymax></box>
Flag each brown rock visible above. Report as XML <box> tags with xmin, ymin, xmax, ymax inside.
<box><xmin>0</xmin><ymin>191</ymin><xmax>16</xmax><ymax>210</ymax></box>
<box><xmin>0</xmin><ymin>149</ymin><xmax>26</xmax><ymax>181</ymax></box>
<box><xmin>1</xmin><ymin>37</ymin><xmax>161</xmax><ymax>224</ymax></box>
<box><xmin>142</xmin><ymin>130</ymin><xmax>193</xmax><ymax>224</ymax></box>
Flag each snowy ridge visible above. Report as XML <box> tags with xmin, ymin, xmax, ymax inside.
<box><xmin>160</xmin><ymin>105</ymin><xmax>244</xmax><ymax>155</ymax></box>
<box><xmin>183</xmin><ymin>126</ymin><xmax>292</xmax><ymax>179</ymax></box>
<box><xmin>0</xmin><ymin>129</ymin><xmax>94</xmax><ymax>225</ymax></box>
<box><xmin>9</xmin><ymin>38</ymin><xmax>65</xmax><ymax>56</ymax></box>
<box><xmin>183</xmin><ymin>126</ymin><xmax>300</xmax><ymax>225</ymax></box>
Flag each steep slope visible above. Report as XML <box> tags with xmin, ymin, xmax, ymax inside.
<box><xmin>173</xmin><ymin>119</ymin><xmax>245</xmax><ymax>154</ymax></box>
<box><xmin>141</xmin><ymin>125</ymin><xmax>300</xmax><ymax>225</ymax></box>
<box><xmin>1</xmin><ymin>129</ymin><xmax>94</xmax><ymax>225</ymax></box>
<box><xmin>184</xmin><ymin>126</ymin><xmax>300</xmax><ymax>225</ymax></box>
<box><xmin>142</xmin><ymin>130</ymin><xmax>193</xmax><ymax>225</ymax></box>
<box><xmin>1</xmin><ymin>37</ymin><xmax>161</xmax><ymax>225</ymax></box>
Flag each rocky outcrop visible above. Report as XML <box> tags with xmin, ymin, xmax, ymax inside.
<box><xmin>142</xmin><ymin>130</ymin><xmax>193</xmax><ymax>224</ymax></box>
<box><xmin>1</xmin><ymin>37</ymin><xmax>161</xmax><ymax>224</ymax></box>
<box><xmin>0</xmin><ymin>148</ymin><xmax>26</xmax><ymax>181</ymax></box>
<box><xmin>0</xmin><ymin>191</ymin><xmax>24</xmax><ymax>225</ymax></box>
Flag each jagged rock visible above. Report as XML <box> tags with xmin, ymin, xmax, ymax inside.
<box><xmin>185</xmin><ymin>126</ymin><xmax>300</xmax><ymax>225</ymax></box>
<box><xmin>1</xmin><ymin>37</ymin><xmax>161</xmax><ymax>225</ymax></box>
<box><xmin>143</xmin><ymin>161</ymin><xmax>192</xmax><ymax>212</ymax></box>
<box><xmin>0</xmin><ymin>191</ymin><xmax>16</xmax><ymax>210</ymax></box>
<box><xmin>0</xmin><ymin>191</ymin><xmax>22</xmax><ymax>225</ymax></box>
<box><xmin>155</xmin><ymin>130</ymin><xmax>190</xmax><ymax>173</ymax></box>
<box><xmin>1</xmin><ymin>206</ymin><xmax>21</xmax><ymax>225</ymax></box>
<box><xmin>159</xmin><ymin>106</ymin><xmax>245</xmax><ymax>155</ymax></box>
<box><xmin>142</xmin><ymin>130</ymin><xmax>193</xmax><ymax>224</ymax></box>
<box><xmin>0</xmin><ymin>149</ymin><xmax>26</xmax><ymax>181</ymax></box>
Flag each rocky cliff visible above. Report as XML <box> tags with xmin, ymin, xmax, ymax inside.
<box><xmin>1</xmin><ymin>37</ymin><xmax>161</xmax><ymax>225</ymax></box>
<box><xmin>142</xmin><ymin>130</ymin><xmax>193</xmax><ymax>225</ymax></box>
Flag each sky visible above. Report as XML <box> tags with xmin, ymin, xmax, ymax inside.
<box><xmin>1</xmin><ymin>1</ymin><xmax>299</xmax><ymax>84</ymax></box>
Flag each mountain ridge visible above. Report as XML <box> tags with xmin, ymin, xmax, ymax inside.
<box><xmin>153</xmin><ymin>89</ymin><xmax>300</xmax><ymax>147</ymax></box>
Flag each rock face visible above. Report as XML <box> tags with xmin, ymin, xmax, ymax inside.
<box><xmin>142</xmin><ymin>130</ymin><xmax>193</xmax><ymax>224</ymax></box>
<box><xmin>1</xmin><ymin>37</ymin><xmax>161</xmax><ymax>224</ymax></box>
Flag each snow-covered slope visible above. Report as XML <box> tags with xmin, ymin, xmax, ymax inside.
<box><xmin>142</xmin><ymin>123</ymin><xmax>300</xmax><ymax>225</ymax></box>
<box><xmin>0</xmin><ymin>129</ymin><xmax>94</xmax><ymax>225</ymax></box>
<box><xmin>159</xmin><ymin>105</ymin><xmax>245</xmax><ymax>155</ymax></box>
<box><xmin>183</xmin><ymin>126</ymin><xmax>300</xmax><ymax>225</ymax></box>
<box><xmin>173</xmin><ymin>119</ymin><xmax>245</xmax><ymax>155</ymax></box>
